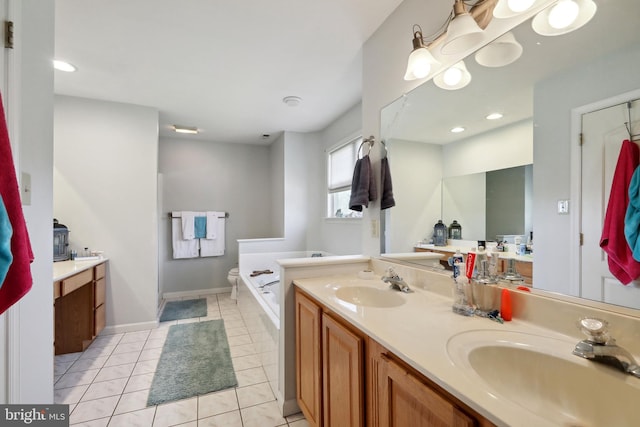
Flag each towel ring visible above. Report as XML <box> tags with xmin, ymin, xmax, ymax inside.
<box><xmin>358</xmin><ymin>136</ymin><xmax>377</xmax><ymax>159</ymax></box>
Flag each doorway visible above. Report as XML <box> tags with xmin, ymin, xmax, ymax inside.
<box><xmin>580</xmin><ymin>98</ymin><xmax>640</xmax><ymax>308</ymax></box>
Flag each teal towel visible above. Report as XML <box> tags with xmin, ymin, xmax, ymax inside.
<box><xmin>194</xmin><ymin>216</ymin><xmax>206</xmax><ymax>239</ymax></box>
<box><xmin>625</xmin><ymin>167</ymin><xmax>640</xmax><ymax>261</ymax></box>
<box><xmin>0</xmin><ymin>195</ymin><xmax>13</xmax><ymax>288</ymax></box>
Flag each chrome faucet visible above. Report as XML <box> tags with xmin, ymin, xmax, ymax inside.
<box><xmin>381</xmin><ymin>267</ymin><xmax>413</xmax><ymax>293</ymax></box>
<box><xmin>572</xmin><ymin>317</ymin><xmax>640</xmax><ymax>378</ymax></box>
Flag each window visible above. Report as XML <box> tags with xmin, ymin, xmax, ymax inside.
<box><xmin>327</xmin><ymin>136</ymin><xmax>363</xmax><ymax>218</ymax></box>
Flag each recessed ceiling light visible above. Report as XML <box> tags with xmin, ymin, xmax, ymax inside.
<box><xmin>450</xmin><ymin>127</ymin><xmax>465</xmax><ymax>133</ymax></box>
<box><xmin>282</xmin><ymin>96</ymin><xmax>302</xmax><ymax>107</ymax></box>
<box><xmin>53</xmin><ymin>60</ymin><xmax>76</xmax><ymax>72</ymax></box>
<box><xmin>172</xmin><ymin>125</ymin><xmax>199</xmax><ymax>135</ymax></box>
<box><xmin>486</xmin><ymin>113</ymin><xmax>503</xmax><ymax>120</ymax></box>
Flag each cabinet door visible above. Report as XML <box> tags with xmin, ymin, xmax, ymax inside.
<box><xmin>295</xmin><ymin>291</ymin><xmax>322</xmax><ymax>427</ymax></box>
<box><xmin>375</xmin><ymin>351</ymin><xmax>474</xmax><ymax>427</ymax></box>
<box><xmin>322</xmin><ymin>312</ymin><xmax>364</xmax><ymax>427</ymax></box>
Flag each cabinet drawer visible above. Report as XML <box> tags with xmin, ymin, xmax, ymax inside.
<box><xmin>94</xmin><ymin>304</ymin><xmax>105</xmax><ymax>337</ymax></box>
<box><xmin>62</xmin><ymin>269</ymin><xmax>93</xmax><ymax>296</ymax></box>
<box><xmin>95</xmin><ymin>277</ymin><xmax>106</xmax><ymax>308</ymax></box>
<box><xmin>53</xmin><ymin>281</ymin><xmax>61</xmax><ymax>299</ymax></box>
<box><xmin>95</xmin><ymin>262</ymin><xmax>106</xmax><ymax>280</ymax></box>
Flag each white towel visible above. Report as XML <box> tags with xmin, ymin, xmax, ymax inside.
<box><xmin>172</xmin><ymin>218</ymin><xmax>199</xmax><ymax>259</ymax></box>
<box><xmin>181</xmin><ymin>211</ymin><xmax>197</xmax><ymax>240</ymax></box>
<box><xmin>200</xmin><ymin>216</ymin><xmax>225</xmax><ymax>257</ymax></box>
<box><xmin>205</xmin><ymin>211</ymin><xmax>222</xmax><ymax>239</ymax></box>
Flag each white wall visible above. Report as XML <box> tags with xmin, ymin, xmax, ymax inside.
<box><xmin>534</xmin><ymin>45</ymin><xmax>640</xmax><ymax>295</ymax></box>
<box><xmin>270</xmin><ymin>134</ymin><xmax>285</xmax><ymax>237</ymax></box>
<box><xmin>54</xmin><ymin>96</ymin><xmax>159</xmax><ymax>330</ymax></box>
<box><xmin>158</xmin><ymin>137</ymin><xmax>274</xmax><ymax>294</ymax></box>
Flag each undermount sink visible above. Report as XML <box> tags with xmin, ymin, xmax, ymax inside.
<box><xmin>447</xmin><ymin>330</ymin><xmax>640</xmax><ymax>426</ymax></box>
<box><xmin>334</xmin><ymin>285</ymin><xmax>405</xmax><ymax>308</ymax></box>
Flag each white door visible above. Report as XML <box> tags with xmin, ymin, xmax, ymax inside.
<box><xmin>581</xmin><ymin>100</ymin><xmax>640</xmax><ymax>308</ymax></box>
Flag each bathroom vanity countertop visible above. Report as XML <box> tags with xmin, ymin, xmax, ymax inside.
<box><xmin>293</xmin><ymin>273</ymin><xmax>577</xmax><ymax>427</ymax></box>
<box><xmin>53</xmin><ymin>258</ymin><xmax>108</xmax><ymax>282</ymax></box>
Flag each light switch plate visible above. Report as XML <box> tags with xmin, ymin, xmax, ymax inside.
<box><xmin>557</xmin><ymin>199</ymin><xmax>569</xmax><ymax>214</ymax></box>
<box><xmin>371</xmin><ymin>219</ymin><xmax>379</xmax><ymax>238</ymax></box>
<box><xmin>21</xmin><ymin>172</ymin><xmax>31</xmax><ymax>206</ymax></box>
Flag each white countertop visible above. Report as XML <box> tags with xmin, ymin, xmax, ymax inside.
<box><xmin>53</xmin><ymin>258</ymin><xmax>108</xmax><ymax>282</ymax></box>
<box><xmin>293</xmin><ymin>273</ymin><xmax>576</xmax><ymax>427</ymax></box>
<box><xmin>415</xmin><ymin>244</ymin><xmax>533</xmax><ymax>263</ymax></box>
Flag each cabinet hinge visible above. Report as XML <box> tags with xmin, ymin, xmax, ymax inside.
<box><xmin>580</xmin><ymin>233</ymin><xmax>584</xmax><ymax>246</ymax></box>
<box><xmin>5</xmin><ymin>20</ymin><xmax>13</xmax><ymax>49</ymax></box>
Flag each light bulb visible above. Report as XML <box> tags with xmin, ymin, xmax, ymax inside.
<box><xmin>548</xmin><ymin>0</ymin><xmax>579</xmax><ymax>29</ymax></box>
<box><xmin>406</xmin><ymin>48</ymin><xmax>432</xmax><ymax>79</ymax></box>
<box><xmin>507</xmin><ymin>0</ymin><xmax>535</xmax><ymax>13</ymax></box>
<box><xmin>443</xmin><ymin>67</ymin><xmax>463</xmax><ymax>86</ymax></box>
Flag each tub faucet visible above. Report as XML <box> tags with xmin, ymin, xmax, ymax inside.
<box><xmin>381</xmin><ymin>267</ymin><xmax>413</xmax><ymax>293</ymax></box>
<box><xmin>572</xmin><ymin>317</ymin><xmax>640</xmax><ymax>378</ymax></box>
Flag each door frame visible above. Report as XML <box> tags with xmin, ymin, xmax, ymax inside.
<box><xmin>570</xmin><ymin>88</ymin><xmax>640</xmax><ymax>298</ymax></box>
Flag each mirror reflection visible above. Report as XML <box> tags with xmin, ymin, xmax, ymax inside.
<box><xmin>380</xmin><ymin>0</ymin><xmax>640</xmax><ymax>306</ymax></box>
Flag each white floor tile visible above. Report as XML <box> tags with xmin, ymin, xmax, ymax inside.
<box><xmin>81</xmin><ymin>377</ymin><xmax>128</xmax><ymax>402</ymax></box>
<box><xmin>123</xmin><ymin>373</ymin><xmax>155</xmax><ymax>393</ymax></box>
<box><xmin>55</xmin><ymin>369</ymin><xmax>100</xmax><ymax>389</ymax></box>
<box><xmin>69</xmin><ymin>416</ymin><xmax>110</xmax><ymax>427</ymax></box>
<box><xmin>197</xmin><ymin>389</ymin><xmax>239</xmax><ymax>419</ymax></box>
<box><xmin>227</xmin><ymin>334</ymin><xmax>252</xmax><ymax>346</ymax></box>
<box><xmin>231</xmin><ymin>354</ymin><xmax>262</xmax><ymax>371</ymax></box>
<box><xmin>68</xmin><ymin>356</ymin><xmax>108</xmax><ymax>373</ymax></box>
<box><xmin>70</xmin><ymin>395</ymin><xmax>119</xmax><ymax>424</ymax></box>
<box><xmin>104</xmin><ymin>351</ymin><xmax>140</xmax><ymax>367</ymax></box>
<box><xmin>197</xmin><ymin>410</ymin><xmax>243</xmax><ymax>427</ymax></box>
<box><xmin>80</xmin><ymin>345</ymin><xmax>115</xmax><ymax>360</ymax></box>
<box><xmin>139</xmin><ymin>347</ymin><xmax>163</xmax><ymax>361</ymax></box>
<box><xmin>229</xmin><ymin>343</ymin><xmax>256</xmax><ymax>358</ymax></box>
<box><xmin>288</xmin><ymin>420</ymin><xmax>310</xmax><ymax>427</ymax></box>
<box><xmin>234</xmin><ymin>367</ymin><xmax>268</xmax><ymax>387</ymax></box>
<box><xmin>93</xmin><ymin>363</ymin><xmax>135</xmax><ymax>383</ymax></box>
<box><xmin>113</xmin><ymin>389</ymin><xmax>151</xmax><ymax>415</ymax></box>
<box><xmin>152</xmin><ymin>397</ymin><xmax>197</xmax><ymax>427</ymax></box>
<box><xmin>120</xmin><ymin>330</ymin><xmax>151</xmax><ymax>344</ymax></box>
<box><xmin>112</xmin><ymin>341</ymin><xmax>146</xmax><ymax>355</ymax></box>
<box><xmin>240</xmin><ymin>401</ymin><xmax>287</xmax><ymax>427</ymax></box>
<box><xmin>236</xmin><ymin>382</ymin><xmax>275</xmax><ymax>409</ymax></box>
<box><xmin>143</xmin><ymin>338</ymin><xmax>166</xmax><ymax>350</ymax></box>
<box><xmin>108</xmin><ymin>406</ymin><xmax>155</xmax><ymax>427</ymax></box>
<box><xmin>54</xmin><ymin>384</ymin><xmax>89</xmax><ymax>405</ymax></box>
<box><xmin>132</xmin><ymin>358</ymin><xmax>159</xmax><ymax>376</ymax></box>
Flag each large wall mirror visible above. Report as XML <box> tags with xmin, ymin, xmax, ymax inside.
<box><xmin>380</xmin><ymin>0</ymin><xmax>640</xmax><ymax>308</ymax></box>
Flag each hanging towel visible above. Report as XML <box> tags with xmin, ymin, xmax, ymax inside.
<box><xmin>181</xmin><ymin>211</ymin><xmax>197</xmax><ymax>240</ymax></box>
<box><xmin>349</xmin><ymin>154</ymin><xmax>377</xmax><ymax>211</ymax></box>
<box><xmin>380</xmin><ymin>156</ymin><xmax>396</xmax><ymax>210</ymax></box>
<box><xmin>600</xmin><ymin>139</ymin><xmax>640</xmax><ymax>284</ymax></box>
<box><xmin>205</xmin><ymin>211</ymin><xmax>221</xmax><ymax>239</ymax></box>
<box><xmin>171</xmin><ymin>218</ymin><xmax>199</xmax><ymax>259</ymax></box>
<box><xmin>200</xmin><ymin>216</ymin><xmax>225</xmax><ymax>257</ymax></box>
<box><xmin>194</xmin><ymin>216</ymin><xmax>207</xmax><ymax>239</ymax></box>
<box><xmin>0</xmin><ymin>195</ymin><xmax>13</xmax><ymax>288</ymax></box>
<box><xmin>0</xmin><ymin>93</ymin><xmax>34</xmax><ymax>314</ymax></box>
<box><xmin>625</xmin><ymin>166</ymin><xmax>640</xmax><ymax>260</ymax></box>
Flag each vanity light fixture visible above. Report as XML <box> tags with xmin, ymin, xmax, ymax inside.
<box><xmin>441</xmin><ymin>0</ymin><xmax>485</xmax><ymax>55</ymax></box>
<box><xmin>53</xmin><ymin>60</ymin><xmax>76</xmax><ymax>72</ymax></box>
<box><xmin>172</xmin><ymin>125</ymin><xmax>199</xmax><ymax>135</ymax></box>
<box><xmin>404</xmin><ymin>26</ymin><xmax>440</xmax><ymax>81</ymax></box>
<box><xmin>474</xmin><ymin>31</ymin><xmax>523</xmax><ymax>67</ymax></box>
<box><xmin>532</xmin><ymin>0</ymin><xmax>597</xmax><ymax>36</ymax></box>
<box><xmin>433</xmin><ymin>60</ymin><xmax>472</xmax><ymax>90</ymax></box>
<box><xmin>486</xmin><ymin>112</ymin><xmax>504</xmax><ymax>120</ymax></box>
<box><xmin>450</xmin><ymin>126</ymin><xmax>466</xmax><ymax>133</ymax></box>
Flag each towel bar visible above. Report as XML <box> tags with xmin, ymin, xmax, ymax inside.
<box><xmin>168</xmin><ymin>212</ymin><xmax>229</xmax><ymax>219</ymax></box>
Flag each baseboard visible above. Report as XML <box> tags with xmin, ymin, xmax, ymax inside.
<box><xmin>100</xmin><ymin>320</ymin><xmax>159</xmax><ymax>336</ymax></box>
<box><xmin>162</xmin><ymin>286</ymin><xmax>232</xmax><ymax>300</ymax></box>
<box><xmin>278</xmin><ymin>393</ymin><xmax>301</xmax><ymax>418</ymax></box>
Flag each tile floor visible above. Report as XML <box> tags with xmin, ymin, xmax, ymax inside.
<box><xmin>54</xmin><ymin>293</ymin><xmax>309</xmax><ymax>427</ymax></box>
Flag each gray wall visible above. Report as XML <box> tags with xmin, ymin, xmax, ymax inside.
<box><xmin>158</xmin><ymin>137</ymin><xmax>275</xmax><ymax>295</ymax></box>
<box><xmin>54</xmin><ymin>95</ymin><xmax>159</xmax><ymax>329</ymax></box>
<box><xmin>534</xmin><ymin>45</ymin><xmax>640</xmax><ymax>295</ymax></box>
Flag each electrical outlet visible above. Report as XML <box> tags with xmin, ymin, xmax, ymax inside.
<box><xmin>557</xmin><ymin>199</ymin><xmax>569</xmax><ymax>214</ymax></box>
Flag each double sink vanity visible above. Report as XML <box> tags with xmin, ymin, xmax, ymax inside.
<box><xmin>293</xmin><ymin>259</ymin><xmax>640</xmax><ymax>427</ymax></box>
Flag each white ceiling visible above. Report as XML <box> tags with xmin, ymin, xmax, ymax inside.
<box><xmin>54</xmin><ymin>0</ymin><xmax>404</xmax><ymax>144</ymax></box>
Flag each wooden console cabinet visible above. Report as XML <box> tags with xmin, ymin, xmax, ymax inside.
<box><xmin>54</xmin><ymin>262</ymin><xmax>107</xmax><ymax>355</ymax></box>
<box><xmin>295</xmin><ymin>287</ymin><xmax>493</xmax><ymax>427</ymax></box>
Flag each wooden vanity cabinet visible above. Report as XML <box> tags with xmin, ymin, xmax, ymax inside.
<box><xmin>295</xmin><ymin>286</ymin><xmax>494</xmax><ymax>427</ymax></box>
<box><xmin>295</xmin><ymin>289</ymin><xmax>365</xmax><ymax>427</ymax></box>
<box><xmin>54</xmin><ymin>262</ymin><xmax>107</xmax><ymax>355</ymax></box>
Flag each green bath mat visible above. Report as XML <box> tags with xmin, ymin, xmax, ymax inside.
<box><xmin>147</xmin><ymin>319</ymin><xmax>238</xmax><ymax>406</ymax></box>
<box><xmin>159</xmin><ymin>298</ymin><xmax>207</xmax><ymax>322</ymax></box>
